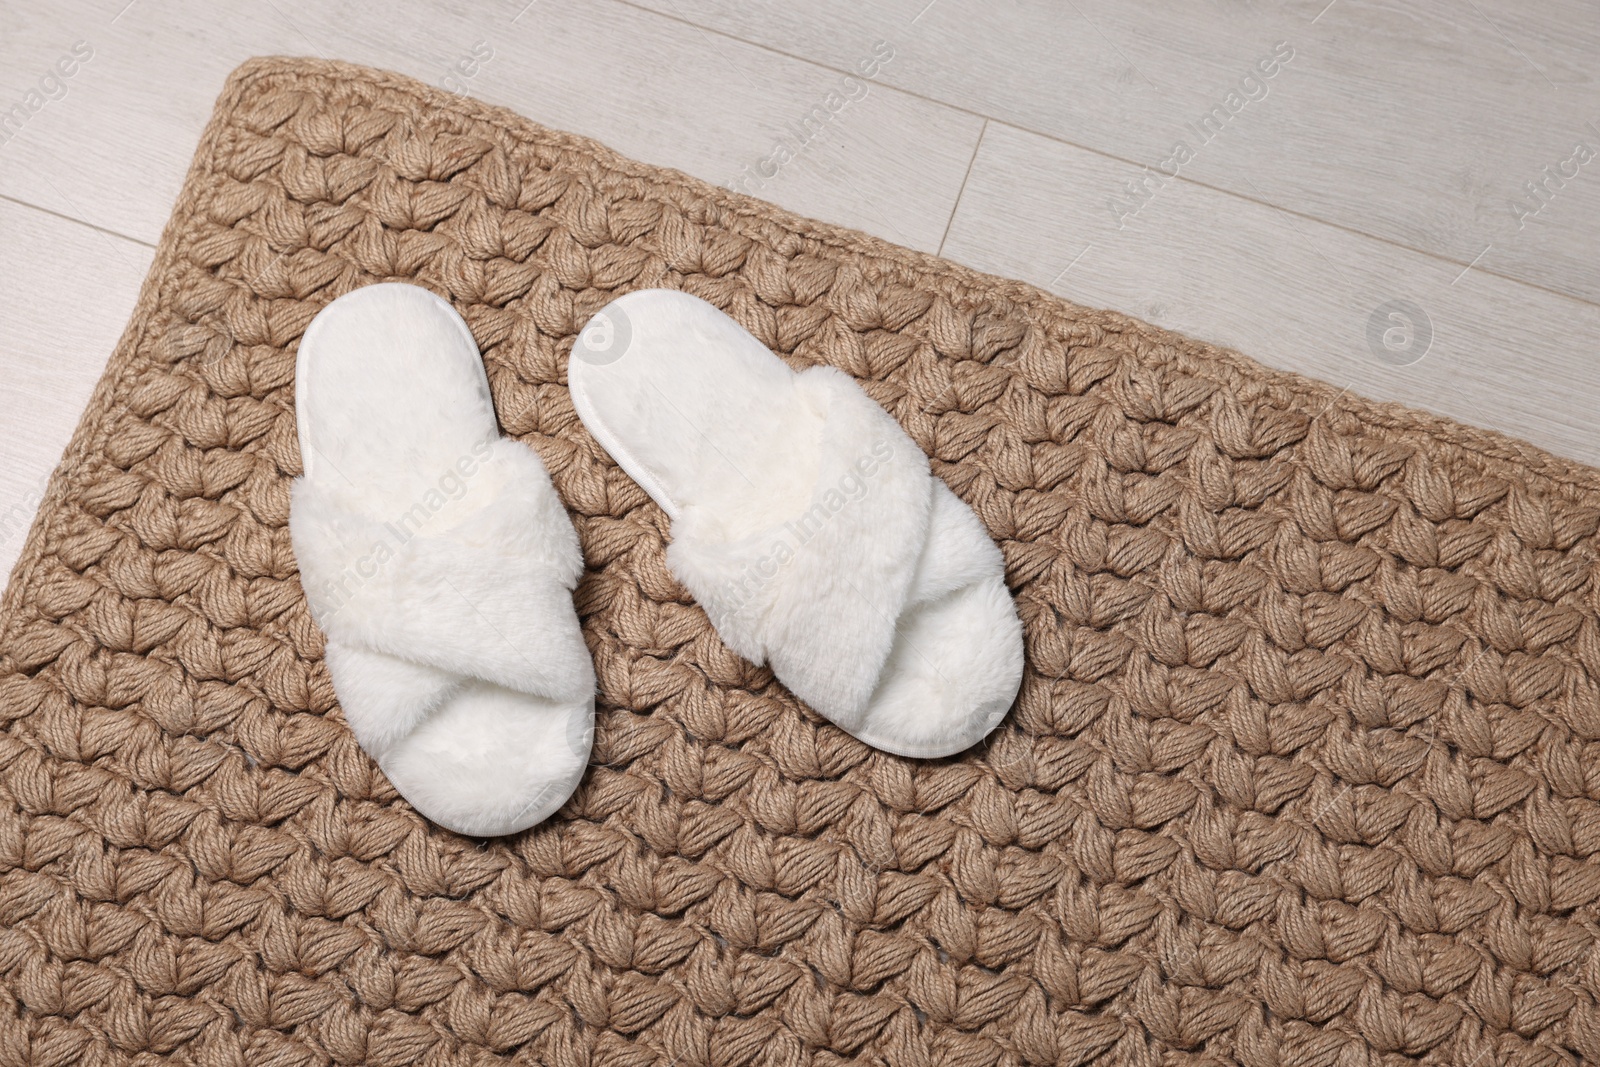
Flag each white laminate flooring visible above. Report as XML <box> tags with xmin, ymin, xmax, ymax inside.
<box><xmin>1</xmin><ymin>0</ymin><xmax>1596</xmax><ymax>590</ymax></box>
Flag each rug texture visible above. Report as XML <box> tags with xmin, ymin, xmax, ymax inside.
<box><xmin>4</xmin><ymin>56</ymin><xmax>1600</xmax><ymax>1067</ymax></box>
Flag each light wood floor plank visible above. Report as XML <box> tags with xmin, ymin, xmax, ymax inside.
<box><xmin>942</xmin><ymin>121</ymin><xmax>1600</xmax><ymax>466</ymax></box>
<box><xmin>629</xmin><ymin>0</ymin><xmax>1600</xmax><ymax>305</ymax></box>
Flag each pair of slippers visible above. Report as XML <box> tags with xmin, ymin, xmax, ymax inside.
<box><xmin>289</xmin><ymin>284</ymin><xmax>1025</xmax><ymax>836</ymax></box>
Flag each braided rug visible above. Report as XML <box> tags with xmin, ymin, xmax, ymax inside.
<box><xmin>3</xmin><ymin>57</ymin><xmax>1599</xmax><ymax>1067</ymax></box>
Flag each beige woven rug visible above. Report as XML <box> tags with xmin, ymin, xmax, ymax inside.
<box><xmin>3</xmin><ymin>57</ymin><xmax>1597</xmax><ymax>1067</ymax></box>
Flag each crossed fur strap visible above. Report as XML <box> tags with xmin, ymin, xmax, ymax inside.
<box><xmin>289</xmin><ymin>437</ymin><xmax>593</xmax><ymax>735</ymax></box>
<box><xmin>666</xmin><ymin>366</ymin><xmax>1003</xmax><ymax>727</ymax></box>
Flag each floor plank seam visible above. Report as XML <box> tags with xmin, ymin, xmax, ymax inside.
<box><xmin>936</xmin><ymin>118</ymin><xmax>986</xmax><ymax>258</ymax></box>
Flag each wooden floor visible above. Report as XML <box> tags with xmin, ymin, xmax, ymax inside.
<box><xmin>3</xmin><ymin>0</ymin><xmax>1598</xmax><ymax>584</ymax></box>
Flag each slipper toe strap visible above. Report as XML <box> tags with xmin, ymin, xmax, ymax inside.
<box><xmin>291</xmin><ymin>437</ymin><xmax>594</xmax><ymax>739</ymax></box>
<box><xmin>668</xmin><ymin>365</ymin><xmax>998</xmax><ymax>726</ymax></box>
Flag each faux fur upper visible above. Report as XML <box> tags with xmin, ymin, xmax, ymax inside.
<box><xmin>667</xmin><ymin>365</ymin><xmax>934</xmax><ymax>725</ymax></box>
<box><xmin>291</xmin><ymin>436</ymin><xmax>592</xmax><ymax>708</ymax></box>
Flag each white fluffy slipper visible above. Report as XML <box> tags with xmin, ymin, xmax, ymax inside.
<box><xmin>568</xmin><ymin>289</ymin><xmax>1024</xmax><ymax>758</ymax></box>
<box><xmin>290</xmin><ymin>283</ymin><xmax>594</xmax><ymax>836</ymax></box>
